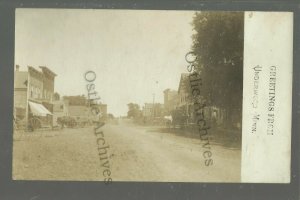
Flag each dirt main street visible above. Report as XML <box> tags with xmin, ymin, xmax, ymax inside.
<box><xmin>13</xmin><ymin>119</ymin><xmax>241</xmax><ymax>182</ymax></box>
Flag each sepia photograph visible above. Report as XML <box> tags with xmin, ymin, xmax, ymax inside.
<box><xmin>13</xmin><ymin>9</ymin><xmax>291</xmax><ymax>183</ymax></box>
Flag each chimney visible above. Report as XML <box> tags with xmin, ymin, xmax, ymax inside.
<box><xmin>16</xmin><ymin>65</ymin><xmax>20</xmax><ymax>71</ymax></box>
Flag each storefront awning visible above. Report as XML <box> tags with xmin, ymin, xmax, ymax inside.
<box><xmin>29</xmin><ymin>101</ymin><xmax>52</xmax><ymax>116</ymax></box>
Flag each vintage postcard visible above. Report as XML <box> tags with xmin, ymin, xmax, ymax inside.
<box><xmin>13</xmin><ymin>9</ymin><xmax>293</xmax><ymax>183</ymax></box>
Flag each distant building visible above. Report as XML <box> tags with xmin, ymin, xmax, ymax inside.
<box><xmin>142</xmin><ymin>103</ymin><xmax>152</xmax><ymax>118</ymax></box>
<box><xmin>14</xmin><ymin>65</ymin><xmax>57</xmax><ymax>128</ymax></box>
<box><xmin>142</xmin><ymin>103</ymin><xmax>164</xmax><ymax>118</ymax></box>
<box><xmin>63</xmin><ymin>95</ymin><xmax>86</xmax><ymax>106</ymax></box>
<box><xmin>52</xmin><ymin>98</ymin><xmax>69</xmax><ymax>126</ymax></box>
<box><xmin>98</xmin><ymin>104</ymin><xmax>107</xmax><ymax>119</ymax></box>
<box><xmin>68</xmin><ymin>105</ymin><xmax>90</xmax><ymax>117</ymax></box>
<box><xmin>64</xmin><ymin>95</ymin><xmax>107</xmax><ymax>121</ymax></box>
<box><xmin>163</xmin><ymin>89</ymin><xmax>178</xmax><ymax>115</ymax></box>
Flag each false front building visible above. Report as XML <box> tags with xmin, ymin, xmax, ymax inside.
<box><xmin>14</xmin><ymin>65</ymin><xmax>57</xmax><ymax>129</ymax></box>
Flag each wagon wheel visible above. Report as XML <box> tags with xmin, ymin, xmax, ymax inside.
<box><xmin>29</xmin><ymin>117</ymin><xmax>41</xmax><ymax>130</ymax></box>
<box><xmin>70</xmin><ymin>120</ymin><xmax>77</xmax><ymax>128</ymax></box>
<box><xmin>65</xmin><ymin>119</ymin><xmax>71</xmax><ymax>128</ymax></box>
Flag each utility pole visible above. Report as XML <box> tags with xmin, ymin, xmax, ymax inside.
<box><xmin>152</xmin><ymin>93</ymin><xmax>155</xmax><ymax>119</ymax></box>
<box><xmin>152</xmin><ymin>80</ymin><xmax>158</xmax><ymax>119</ymax></box>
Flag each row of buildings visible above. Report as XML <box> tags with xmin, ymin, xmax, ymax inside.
<box><xmin>141</xmin><ymin>73</ymin><xmax>226</xmax><ymax>127</ymax></box>
<box><xmin>14</xmin><ymin>65</ymin><xmax>107</xmax><ymax>130</ymax></box>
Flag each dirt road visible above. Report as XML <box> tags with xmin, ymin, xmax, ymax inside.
<box><xmin>13</xmin><ymin>119</ymin><xmax>240</xmax><ymax>182</ymax></box>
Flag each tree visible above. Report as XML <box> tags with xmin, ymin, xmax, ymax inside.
<box><xmin>127</xmin><ymin>103</ymin><xmax>142</xmax><ymax>119</ymax></box>
<box><xmin>191</xmin><ymin>12</ymin><xmax>244</xmax><ymax>126</ymax></box>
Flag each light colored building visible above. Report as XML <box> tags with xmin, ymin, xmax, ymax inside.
<box><xmin>64</xmin><ymin>95</ymin><xmax>107</xmax><ymax>119</ymax></box>
<box><xmin>14</xmin><ymin>65</ymin><xmax>57</xmax><ymax>128</ymax></box>
<box><xmin>52</xmin><ymin>98</ymin><xmax>69</xmax><ymax>126</ymax></box>
<box><xmin>163</xmin><ymin>89</ymin><xmax>178</xmax><ymax>115</ymax></box>
<box><xmin>142</xmin><ymin>103</ymin><xmax>152</xmax><ymax>118</ymax></box>
<box><xmin>68</xmin><ymin>105</ymin><xmax>90</xmax><ymax>117</ymax></box>
<box><xmin>14</xmin><ymin>68</ymin><xmax>28</xmax><ymax>120</ymax></box>
<box><xmin>98</xmin><ymin>104</ymin><xmax>107</xmax><ymax>119</ymax></box>
<box><xmin>142</xmin><ymin>103</ymin><xmax>164</xmax><ymax>118</ymax></box>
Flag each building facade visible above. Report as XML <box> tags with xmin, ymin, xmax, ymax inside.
<box><xmin>142</xmin><ymin>103</ymin><xmax>164</xmax><ymax>118</ymax></box>
<box><xmin>64</xmin><ymin>95</ymin><xmax>108</xmax><ymax>121</ymax></box>
<box><xmin>177</xmin><ymin>73</ymin><xmax>193</xmax><ymax>121</ymax></box>
<box><xmin>52</xmin><ymin>98</ymin><xmax>69</xmax><ymax>126</ymax></box>
<box><xmin>14</xmin><ymin>65</ymin><xmax>57</xmax><ymax>129</ymax></box>
<box><xmin>163</xmin><ymin>89</ymin><xmax>178</xmax><ymax>115</ymax></box>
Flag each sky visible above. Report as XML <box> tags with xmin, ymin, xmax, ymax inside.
<box><xmin>15</xmin><ymin>9</ymin><xmax>195</xmax><ymax>116</ymax></box>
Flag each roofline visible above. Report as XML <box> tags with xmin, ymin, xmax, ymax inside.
<box><xmin>178</xmin><ymin>73</ymin><xmax>189</xmax><ymax>93</ymax></box>
<box><xmin>39</xmin><ymin>66</ymin><xmax>57</xmax><ymax>77</ymax></box>
<box><xmin>28</xmin><ymin>66</ymin><xmax>42</xmax><ymax>75</ymax></box>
